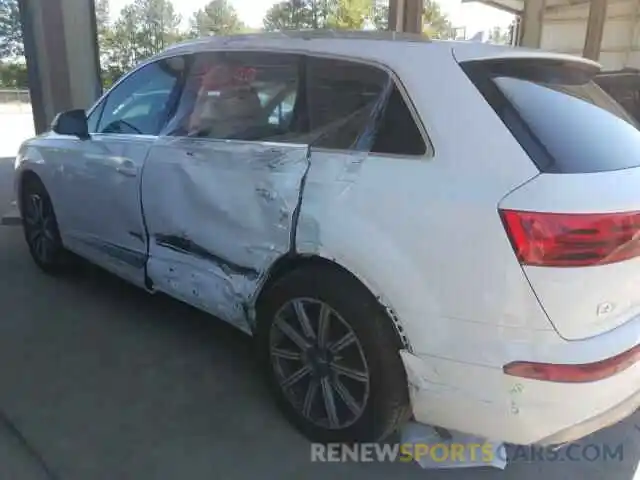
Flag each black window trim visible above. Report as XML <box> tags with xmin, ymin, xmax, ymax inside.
<box><xmin>461</xmin><ymin>60</ymin><xmax>557</xmax><ymax>172</ymax></box>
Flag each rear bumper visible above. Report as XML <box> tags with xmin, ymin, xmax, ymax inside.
<box><xmin>536</xmin><ymin>387</ymin><xmax>640</xmax><ymax>446</ymax></box>
<box><xmin>400</xmin><ymin>347</ymin><xmax>640</xmax><ymax>445</ymax></box>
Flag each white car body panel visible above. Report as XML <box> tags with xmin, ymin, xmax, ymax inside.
<box><xmin>12</xmin><ymin>34</ymin><xmax>640</xmax><ymax>446</ymax></box>
<box><xmin>141</xmin><ymin>137</ymin><xmax>309</xmax><ymax>332</ymax></box>
<box><xmin>26</xmin><ymin>133</ymin><xmax>151</xmax><ymax>286</ymax></box>
<box><xmin>297</xmin><ymin>45</ymin><xmax>546</xmax><ymax>358</ymax></box>
<box><xmin>403</xmin><ymin>326</ymin><xmax>640</xmax><ymax>445</ymax></box>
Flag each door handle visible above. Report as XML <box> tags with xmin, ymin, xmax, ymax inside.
<box><xmin>116</xmin><ymin>160</ymin><xmax>137</xmax><ymax>177</ymax></box>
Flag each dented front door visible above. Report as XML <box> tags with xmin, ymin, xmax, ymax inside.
<box><xmin>141</xmin><ymin>137</ymin><xmax>309</xmax><ymax>332</ymax></box>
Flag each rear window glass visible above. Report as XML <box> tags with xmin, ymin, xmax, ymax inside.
<box><xmin>466</xmin><ymin>62</ymin><xmax>640</xmax><ymax>173</ymax></box>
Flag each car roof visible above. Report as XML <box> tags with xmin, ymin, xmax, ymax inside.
<box><xmin>158</xmin><ymin>30</ymin><xmax>436</xmax><ymax>62</ymax></box>
<box><xmin>152</xmin><ymin>30</ymin><xmax>598</xmax><ymax>70</ymax></box>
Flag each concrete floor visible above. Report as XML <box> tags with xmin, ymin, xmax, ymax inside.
<box><xmin>0</xmin><ymin>152</ymin><xmax>639</xmax><ymax>479</ymax></box>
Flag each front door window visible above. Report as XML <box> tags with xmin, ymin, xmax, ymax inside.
<box><xmin>95</xmin><ymin>57</ymin><xmax>186</xmax><ymax>136</ymax></box>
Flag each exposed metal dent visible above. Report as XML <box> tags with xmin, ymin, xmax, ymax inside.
<box><xmin>155</xmin><ymin>234</ymin><xmax>260</xmax><ymax>279</ymax></box>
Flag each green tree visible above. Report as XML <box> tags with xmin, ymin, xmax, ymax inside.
<box><xmin>328</xmin><ymin>0</ymin><xmax>370</xmax><ymax>29</ymax></box>
<box><xmin>95</xmin><ymin>0</ymin><xmax>110</xmax><ymax>35</ymax></box>
<box><xmin>0</xmin><ymin>60</ymin><xmax>27</xmax><ymax>87</ymax></box>
<box><xmin>423</xmin><ymin>0</ymin><xmax>452</xmax><ymax>38</ymax></box>
<box><xmin>102</xmin><ymin>0</ymin><xmax>181</xmax><ymax>82</ymax></box>
<box><xmin>104</xmin><ymin>5</ymin><xmax>139</xmax><ymax>75</ymax></box>
<box><xmin>264</xmin><ymin>0</ymin><xmax>373</xmax><ymax>31</ymax></box>
<box><xmin>134</xmin><ymin>0</ymin><xmax>182</xmax><ymax>57</ymax></box>
<box><xmin>263</xmin><ymin>0</ymin><xmax>312</xmax><ymax>31</ymax></box>
<box><xmin>189</xmin><ymin>0</ymin><xmax>246</xmax><ymax>38</ymax></box>
<box><xmin>0</xmin><ymin>0</ymin><xmax>23</xmax><ymax>58</ymax></box>
<box><xmin>95</xmin><ymin>0</ymin><xmax>112</xmax><ymax>83</ymax></box>
<box><xmin>310</xmin><ymin>0</ymin><xmax>335</xmax><ymax>29</ymax></box>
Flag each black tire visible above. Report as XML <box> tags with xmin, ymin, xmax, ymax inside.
<box><xmin>20</xmin><ymin>175</ymin><xmax>68</xmax><ymax>274</ymax></box>
<box><xmin>257</xmin><ymin>264</ymin><xmax>411</xmax><ymax>443</ymax></box>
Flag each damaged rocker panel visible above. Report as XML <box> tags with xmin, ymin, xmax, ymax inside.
<box><xmin>79</xmin><ymin>237</ymin><xmax>146</xmax><ymax>269</ymax></box>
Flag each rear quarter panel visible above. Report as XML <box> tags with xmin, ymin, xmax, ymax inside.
<box><xmin>296</xmin><ymin>45</ymin><xmax>552</xmax><ymax>367</ymax></box>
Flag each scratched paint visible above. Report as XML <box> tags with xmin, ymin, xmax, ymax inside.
<box><xmin>141</xmin><ymin>137</ymin><xmax>310</xmax><ymax>331</ymax></box>
<box><xmin>155</xmin><ymin>233</ymin><xmax>260</xmax><ymax>278</ymax></box>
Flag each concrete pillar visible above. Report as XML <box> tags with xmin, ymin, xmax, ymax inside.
<box><xmin>18</xmin><ymin>0</ymin><xmax>101</xmax><ymax>134</ymax></box>
<box><xmin>519</xmin><ymin>0</ymin><xmax>545</xmax><ymax>48</ymax></box>
<box><xmin>583</xmin><ymin>0</ymin><xmax>608</xmax><ymax>61</ymax></box>
<box><xmin>388</xmin><ymin>0</ymin><xmax>424</xmax><ymax>34</ymax></box>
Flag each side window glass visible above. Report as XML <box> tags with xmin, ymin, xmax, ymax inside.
<box><xmin>97</xmin><ymin>57</ymin><xmax>185</xmax><ymax>135</ymax></box>
<box><xmin>306</xmin><ymin>56</ymin><xmax>427</xmax><ymax>155</ymax></box>
<box><xmin>306</xmin><ymin>57</ymin><xmax>389</xmax><ymax>150</ymax></box>
<box><xmin>262</xmin><ymin>90</ymin><xmax>296</xmax><ymax>129</ymax></box>
<box><xmin>168</xmin><ymin>51</ymin><xmax>301</xmax><ymax>142</ymax></box>
<box><xmin>371</xmin><ymin>86</ymin><xmax>427</xmax><ymax>156</ymax></box>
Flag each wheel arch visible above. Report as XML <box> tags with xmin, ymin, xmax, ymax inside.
<box><xmin>253</xmin><ymin>253</ymin><xmax>413</xmax><ymax>352</ymax></box>
<box><xmin>16</xmin><ymin>168</ymin><xmax>44</xmax><ymax>213</ymax></box>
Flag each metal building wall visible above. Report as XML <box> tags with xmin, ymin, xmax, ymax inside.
<box><xmin>542</xmin><ymin>0</ymin><xmax>640</xmax><ymax>69</ymax></box>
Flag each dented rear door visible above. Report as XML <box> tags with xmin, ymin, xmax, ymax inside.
<box><xmin>141</xmin><ymin>50</ymin><xmax>308</xmax><ymax>332</ymax></box>
<box><xmin>142</xmin><ymin>139</ymin><xmax>309</xmax><ymax>331</ymax></box>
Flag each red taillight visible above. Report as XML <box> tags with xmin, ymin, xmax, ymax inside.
<box><xmin>500</xmin><ymin>209</ymin><xmax>640</xmax><ymax>267</ymax></box>
<box><xmin>503</xmin><ymin>344</ymin><xmax>640</xmax><ymax>383</ymax></box>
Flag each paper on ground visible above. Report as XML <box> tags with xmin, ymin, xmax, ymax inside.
<box><xmin>401</xmin><ymin>421</ymin><xmax>507</xmax><ymax>470</ymax></box>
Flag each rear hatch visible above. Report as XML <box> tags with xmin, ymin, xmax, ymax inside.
<box><xmin>459</xmin><ymin>52</ymin><xmax>640</xmax><ymax>340</ymax></box>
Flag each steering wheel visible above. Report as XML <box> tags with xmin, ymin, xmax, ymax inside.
<box><xmin>102</xmin><ymin>119</ymin><xmax>143</xmax><ymax>135</ymax></box>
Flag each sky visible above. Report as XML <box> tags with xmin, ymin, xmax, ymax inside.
<box><xmin>108</xmin><ymin>0</ymin><xmax>514</xmax><ymax>37</ymax></box>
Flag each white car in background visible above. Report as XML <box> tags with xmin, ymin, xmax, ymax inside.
<box><xmin>12</xmin><ymin>31</ymin><xmax>640</xmax><ymax>445</ymax></box>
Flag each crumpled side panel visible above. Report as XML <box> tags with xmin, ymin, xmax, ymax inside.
<box><xmin>142</xmin><ymin>138</ymin><xmax>310</xmax><ymax>331</ymax></box>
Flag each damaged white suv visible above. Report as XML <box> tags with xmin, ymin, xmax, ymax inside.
<box><xmin>13</xmin><ymin>31</ymin><xmax>640</xmax><ymax>445</ymax></box>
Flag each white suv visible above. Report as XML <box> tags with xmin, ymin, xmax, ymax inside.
<box><xmin>13</xmin><ymin>31</ymin><xmax>640</xmax><ymax>446</ymax></box>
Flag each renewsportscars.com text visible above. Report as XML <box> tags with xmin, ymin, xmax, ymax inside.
<box><xmin>310</xmin><ymin>442</ymin><xmax>625</xmax><ymax>463</ymax></box>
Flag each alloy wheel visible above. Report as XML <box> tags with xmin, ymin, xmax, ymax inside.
<box><xmin>269</xmin><ymin>298</ymin><xmax>370</xmax><ymax>430</ymax></box>
<box><xmin>23</xmin><ymin>193</ymin><xmax>56</xmax><ymax>264</ymax></box>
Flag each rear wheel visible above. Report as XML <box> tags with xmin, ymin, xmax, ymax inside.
<box><xmin>257</xmin><ymin>265</ymin><xmax>411</xmax><ymax>443</ymax></box>
<box><xmin>20</xmin><ymin>175</ymin><xmax>68</xmax><ymax>273</ymax></box>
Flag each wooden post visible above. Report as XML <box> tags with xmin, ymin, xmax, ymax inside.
<box><xmin>583</xmin><ymin>0</ymin><xmax>608</xmax><ymax>61</ymax></box>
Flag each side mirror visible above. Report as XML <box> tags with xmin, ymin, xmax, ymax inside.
<box><xmin>51</xmin><ymin>109</ymin><xmax>90</xmax><ymax>140</ymax></box>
